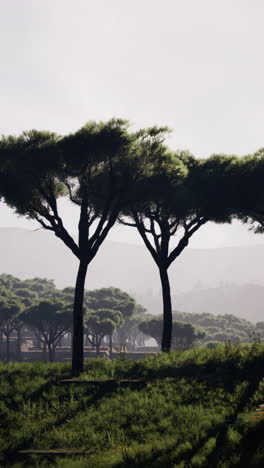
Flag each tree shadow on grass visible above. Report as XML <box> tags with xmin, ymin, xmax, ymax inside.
<box><xmin>140</xmin><ymin>351</ymin><xmax>264</xmax><ymax>394</ymax></box>
<box><xmin>107</xmin><ymin>352</ymin><xmax>264</xmax><ymax>468</ymax></box>
<box><xmin>4</xmin><ymin>380</ymin><xmax>147</xmax><ymax>468</ymax></box>
<box><xmin>2</xmin><ymin>351</ymin><xmax>264</xmax><ymax>468</ymax></box>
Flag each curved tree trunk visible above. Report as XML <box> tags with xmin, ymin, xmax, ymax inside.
<box><xmin>159</xmin><ymin>266</ymin><xmax>172</xmax><ymax>352</ymax></box>
<box><xmin>6</xmin><ymin>334</ymin><xmax>10</xmax><ymax>362</ymax></box>
<box><xmin>72</xmin><ymin>259</ymin><xmax>88</xmax><ymax>376</ymax></box>
<box><xmin>109</xmin><ymin>334</ymin><xmax>113</xmax><ymax>359</ymax></box>
<box><xmin>47</xmin><ymin>343</ymin><xmax>55</xmax><ymax>362</ymax></box>
<box><xmin>16</xmin><ymin>327</ymin><xmax>21</xmax><ymax>361</ymax></box>
<box><xmin>43</xmin><ymin>342</ymin><xmax>47</xmax><ymax>362</ymax></box>
<box><xmin>69</xmin><ymin>332</ymin><xmax>72</xmax><ymax>352</ymax></box>
<box><xmin>0</xmin><ymin>332</ymin><xmax>3</xmax><ymax>360</ymax></box>
<box><xmin>96</xmin><ymin>335</ymin><xmax>100</xmax><ymax>357</ymax></box>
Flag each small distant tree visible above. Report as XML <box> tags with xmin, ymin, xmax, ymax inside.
<box><xmin>85</xmin><ymin>288</ymin><xmax>136</xmax><ymax>316</ymax></box>
<box><xmin>256</xmin><ymin>322</ymin><xmax>264</xmax><ymax>342</ymax></box>
<box><xmin>22</xmin><ymin>278</ymin><xmax>56</xmax><ymax>297</ymax></box>
<box><xmin>0</xmin><ymin>296</ymin><xmax>22</xmax><ymax>361</ymax></box>
<box><xmin>138</xmin><ymin>316</ymin><xmax>204</xmax><ymax>349</ymax></box>
<box><xmin>22</xmin><ymin>299</ymin><xmax>72</xmax><ymax>362</ymax></box>
<box><xmin>85</xmin><ymin>288</ymin><xmax>136</xmax><ymax>347</ymax></box>
<box><xmin>172</xmin><ymin>322</ymin><xmax>205</xmax><ymax>349</ymax></box>
<box><xmin>0</xmin><ymin>274</ymin><xmax>58</xmax><ymax>359</ymax></box>
<box><xmin>12</xmin><ymin>287</ymin><xmax>38</xmax><ymax>307</ymax></box>
<box><xmin>115</xmin><ymin>304</ymin><xmax>147</xmax><ymax>349</ymax></box>
<box><xmin>84</xmin><ymin>308</ymin><xmax>123</xmax><ymax>357</ymax></box>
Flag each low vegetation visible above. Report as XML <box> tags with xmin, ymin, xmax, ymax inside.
<box><xmin>1</xmin><ymin>343</ymin><xmax>264</xmax><ymax>467</ymax></box>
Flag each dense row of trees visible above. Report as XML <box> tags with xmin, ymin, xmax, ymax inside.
<box><xmin>0</xmin><ymin>275</ymin><xmax>147</xmax><ymax>362</ymax></box>
<box><xmin>1</xmin><ymin>274</ymin><xmax>264</xmax><ymax>362</ymax></box>
<box><xmin>0</xmin><ymin>119</ymin><xmax>263</xmax><ymax>374</ymax></box>
<box><xmin>172</xmin><ymin>311</ymin><xmax>264</xmax><ymax>346</ymax></box>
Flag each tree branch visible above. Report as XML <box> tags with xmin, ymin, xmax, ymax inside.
<box><xmin>168</xmin><ymin>216</ymin><xmax>207</xmax><ymax>267</ymax></box>
<box><xmin>118</xmin><ymin>217</ymin><xmax>137</xmax><ymax>228</ymax></box>
<box><xmin>34</xmin><ymin>209</ymin><xmax>80</xmax><ymax>259</ymax></box>
<box><xmin>132</xmin><ymin>211</ymin><xmax>160</xmax><ymax>266</ymax></box>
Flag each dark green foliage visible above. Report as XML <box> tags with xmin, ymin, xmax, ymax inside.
<box><xmin>192</xmin><ymin>153</ymin><xmax>242</xmax><ymax>222</ymax></box>
<box><xmin>235</xmin><ymin>149</ymin><xmax>264</xmax><ymax>229</ymax></box>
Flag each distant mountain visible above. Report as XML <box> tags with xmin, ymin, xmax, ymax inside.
<box><xmin>1</xmin><ymin>227</ymin><xmax>264</xmax><ymax>321</ymax></box>
<box><xmin>173</xmin><ymin>284</ymin><xmax>264</xmax><ymax>323</ymax></box>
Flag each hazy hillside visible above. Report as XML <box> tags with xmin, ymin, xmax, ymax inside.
<box><xmin>173</xmin><ymin>284</ymin><xmax>264</xmax><ymax>323</ymax></box>
<box><xmin>1</xmin><ymin>227</ymin><xmax>264</xmax><ymax>321</ymax></box>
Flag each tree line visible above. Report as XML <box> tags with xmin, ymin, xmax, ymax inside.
<box><xmin>143</xmin><ymin>312</ymin><xmax>264</xmax><ymax>348</ymax></box>
<box><xmin>0</xmin><ymin>274</ymin><xmax>144</xmax><ymax>362</ymax></box>
<box><xmin>0</xmin><ymin>274</ymin><xmax>210</xmax><ymax>362</ymax></box>
<box><xmin>1</xmin><ymin>273</ymin><xmax>263</xmax><ymax>364</ymax></box>
<box><xmin>0</xmin><ymin>119</ymin><xmax>262</xmax><ymax>375</ymax></box>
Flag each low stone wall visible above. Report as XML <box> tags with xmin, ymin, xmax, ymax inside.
<box><xmin>1</xmin><ymin>348</ymin><xmax>158</xmax><ymax>362</ymax></box>
<box><xmin>111</xmin><ymin>351</ymin><xmax>157</xmax><ymax>360</ymax></box>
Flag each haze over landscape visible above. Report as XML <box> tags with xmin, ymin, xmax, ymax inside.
<box><xmin>2</xmin><ymin>227</ymin><xmax>264</xmax><ymax>322</ymax></box>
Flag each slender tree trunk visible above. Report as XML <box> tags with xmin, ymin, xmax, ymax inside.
<box><xmin>159</xmin><ymin>266</ymin><xmax>172</xmax><ymax>352</ymax></box>
<box><xmin>48</xmin><ymin>344</ymin><xmax>55</xmax><ymax>362</ymax></box>
<box><xmin>48</xmin><ymin>343</ymin><xmax>52</xmax><ymax>362</ymax></box>
<box><xmin>6</xmin><ymin>335</ymin><xmax>10</xmax><ymax>362</ymax></box>
<box><xmin>16</xmin><ymin>328</ymin><xmax>21</xmax><ymax>361</ymax></box>
<box><xmin>35</xmin><ymin>333</ymin><xmax>41</xmax><ymax>349</ymax></box>
<box><xmin>118</xmin><ymin>329</ymin><xmax>125</xmax><ymax>347</ymax></box>
<box><xmin>109</xmin><ymin>334</ymin><xmax>113</xmax><ymax>359</ymax></box>
<box><xmin>43</xmin><ymin>342</ymin><xmax>47</xmax><ymax>362</ymax></box>
<box><xmin>96</xmin><ymin>335</ymin><xmax>100</xmax><ymax>357</ymax></box>
<box><xmin>0</xmin><ymin>332</ymin><xmax>3</xmax><ymax>360</ymax></box>
<box><xmin>72</xmin><ymin>259</ymin><xmax>88</xmax><ymax>376</ymax></box>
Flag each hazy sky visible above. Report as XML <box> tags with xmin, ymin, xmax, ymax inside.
<box><xmin>0</xmin><ymin>0</ymin><xmax>263</xmax><ymax>247</ymax></box>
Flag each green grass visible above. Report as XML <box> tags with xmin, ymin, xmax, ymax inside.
<box><xmin>0</xmin><ymin>343</ymin><xmax>264</xmax><ymax>467</ymax></box>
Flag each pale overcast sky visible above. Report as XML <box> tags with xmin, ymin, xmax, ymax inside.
<box><xmin>0</xmin><ymin>0</ymin><xmax>263</xmax><ymax>247</ymax></box>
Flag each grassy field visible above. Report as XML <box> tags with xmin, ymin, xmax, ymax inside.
<box><xmin>1</xmin><ymin>343</ymin><xmax>264</xmax><ymax>467</ymax></box>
